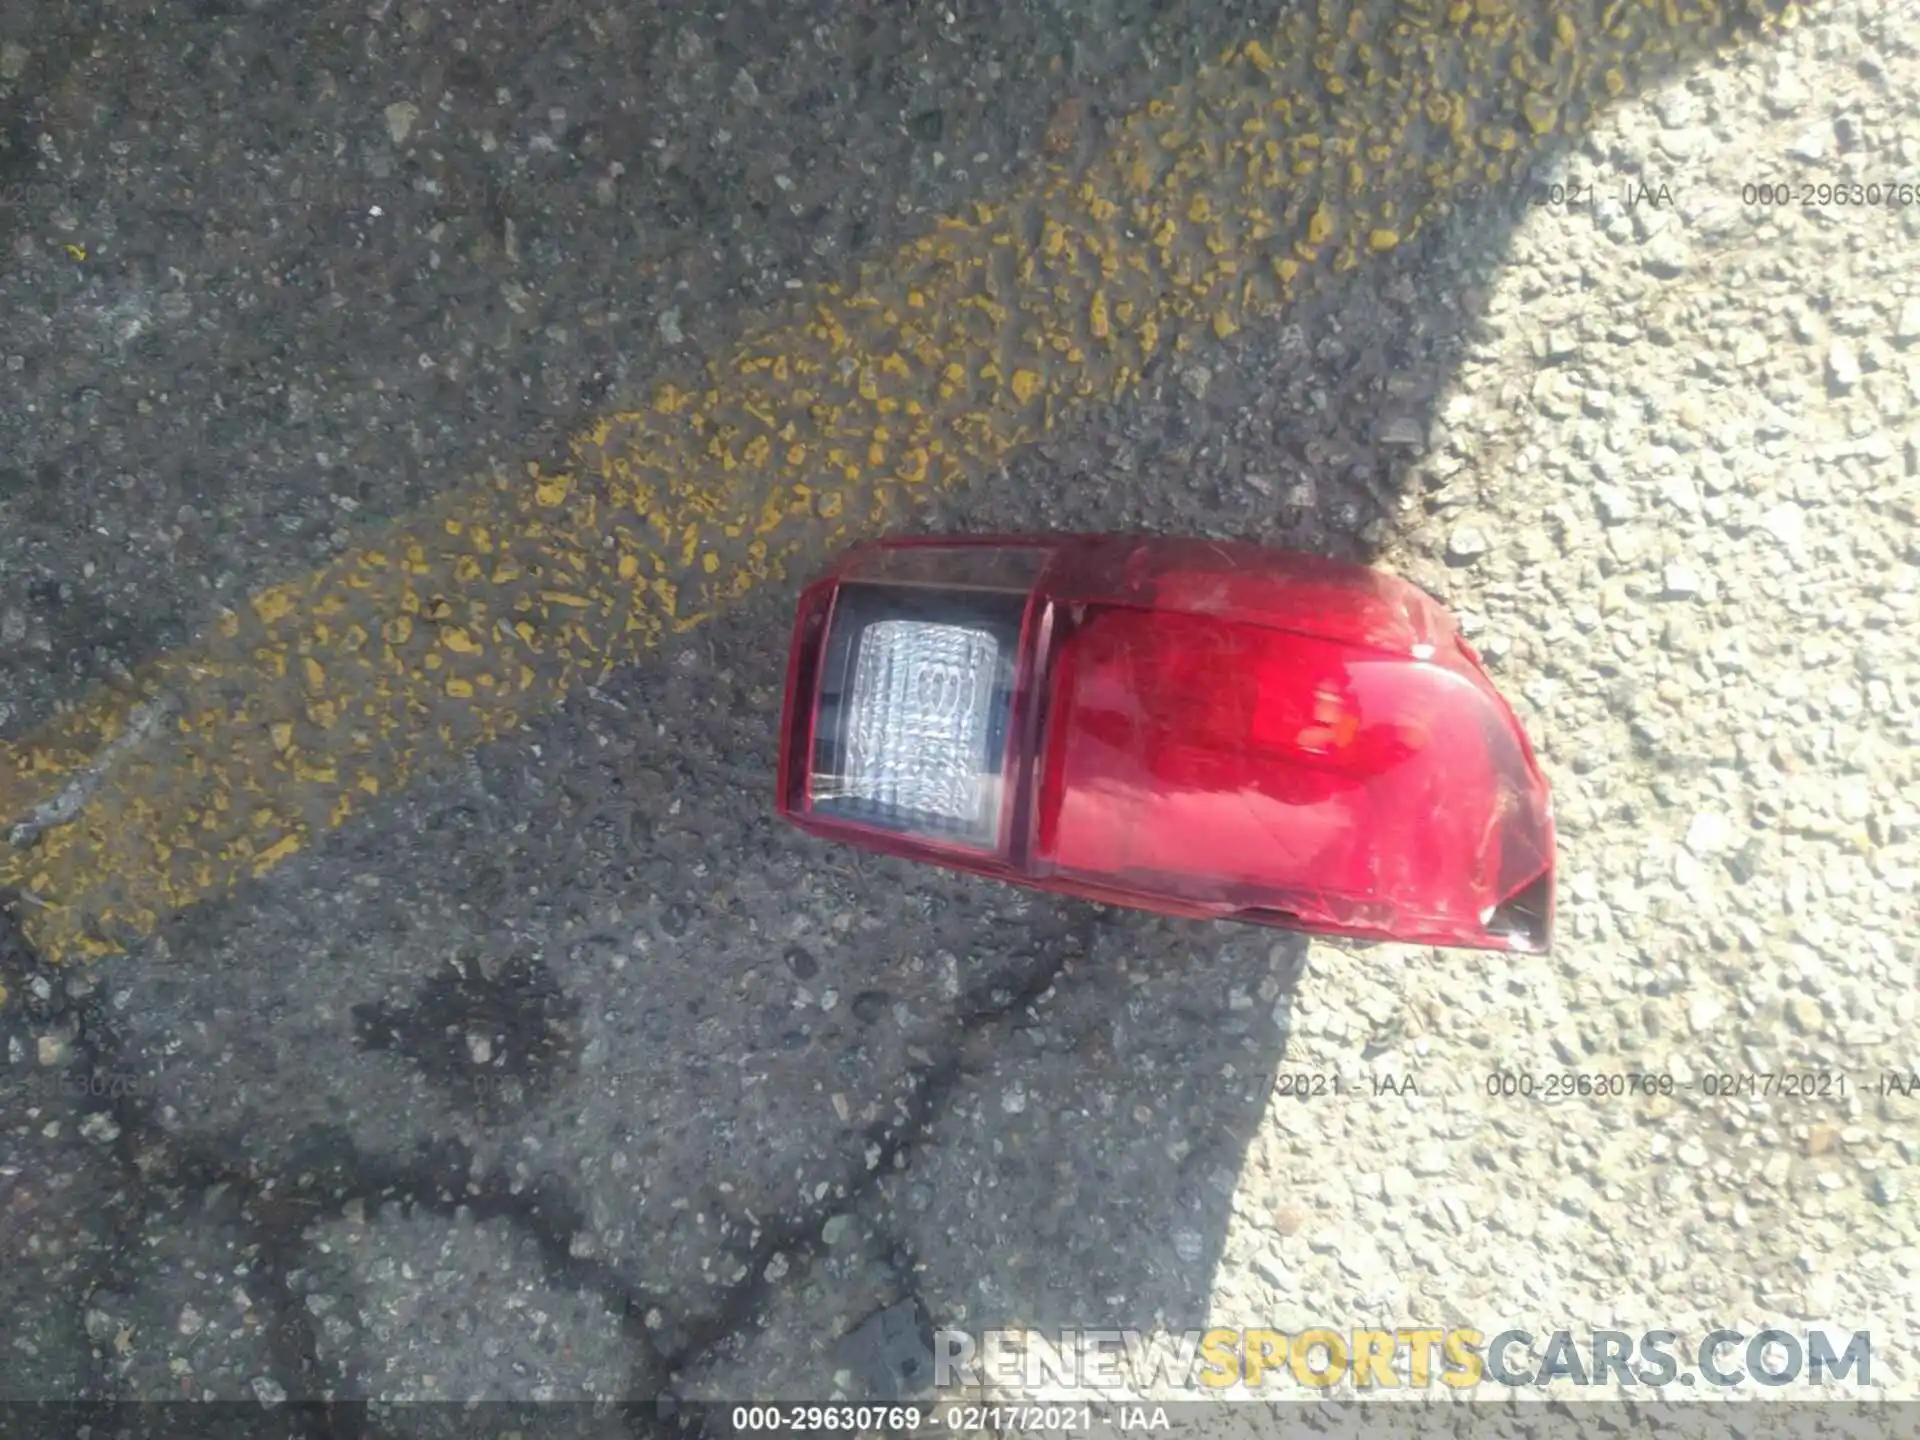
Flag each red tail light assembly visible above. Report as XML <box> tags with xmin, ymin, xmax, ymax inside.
<box><xmin>775</xmin><ymin>535</ymin><xmax>1555</xmax><ymax>954</ymax></box>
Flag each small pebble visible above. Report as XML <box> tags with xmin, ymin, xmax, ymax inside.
<box><xmin>1663</xmin><ymin>562</ymin><xmax>1701</xmax><ymax>598</ymax></box>
<box><xmin>1446</xmin><ymin>524</ymin><xmax>1490</xmax><ymax>562</ymax></box>
<box><xmin>1827</xmin><ymin>342</ymin><xmax>1860</xmax><ymax>391</ymax></box>
<box><xmin>384</xmin><ymin>102</ymin><xmax>419</xmax><ymax>146</ymax></box>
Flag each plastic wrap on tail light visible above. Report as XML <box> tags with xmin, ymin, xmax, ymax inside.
<box><xmin>776</xmin><ymin>535</ymin><xmax>1555</xmax><ymax>954</ymax></box>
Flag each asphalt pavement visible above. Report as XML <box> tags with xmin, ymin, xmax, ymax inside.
<box><xmin>5</xmin><ymin>0</ymin><xmax>1917</xmax><ymax>1434</ymax></box>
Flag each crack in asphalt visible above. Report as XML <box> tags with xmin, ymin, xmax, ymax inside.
<box><xmin>653</xmin><ymin>908</ymin><xmax>1113</xmax><ymax>1394</ymax></box>
<box><xmin>4</xmin><ymin>696</ymin><xmax>176</xmax><ymax>852</ymax></box>
<box><xmin>11</xmin><ymin>893</ymin><xmax>1112</xmax><ymax>1436</ymax></box>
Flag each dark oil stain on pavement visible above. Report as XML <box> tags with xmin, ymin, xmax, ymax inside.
<box><xmin>351</xmin><ymin>948</ymin><xmax>581</xmax><ymax>1116</ymax></box>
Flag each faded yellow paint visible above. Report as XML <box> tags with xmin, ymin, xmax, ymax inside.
<box><xmin>0</xmin><ymin>0</ymin><xmax>1796</xmax><ymax>963</ymax></box>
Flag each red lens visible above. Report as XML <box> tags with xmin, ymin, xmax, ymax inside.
<box><xmin>1033</xmin><ymin>605</ymin><xmax>1552</xmax><ymax>947</ymax></box>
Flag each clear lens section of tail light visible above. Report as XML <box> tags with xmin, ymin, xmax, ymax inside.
<box><xmin>795</xmin><ymin>569</ymin><xmax>1033</xmax><ymax>850</ymax></box>
<box><xmin>818</xmin><ymin>618</ymin><xmax>1003</xmax><ymax>839</ymax></box>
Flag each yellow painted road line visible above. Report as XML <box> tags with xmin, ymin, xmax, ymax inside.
<box><xmin>0</xmin><ymin>0</ymin><xmax>1799</xmax><ymax>963</ymax></box>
